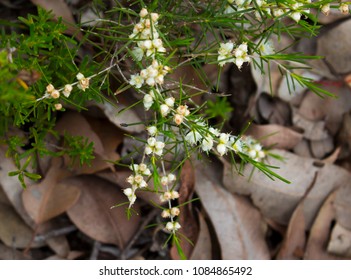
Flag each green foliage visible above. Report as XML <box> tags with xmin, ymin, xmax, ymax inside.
<box><xmin>205</xmin><ymin>96</ymin><xmax>233</xmax><ymax>121</ymax></box>
<box><xmin>62</xmin><ymin>133</ymin><xmax>95</xmax><ymax>167</ymax></box>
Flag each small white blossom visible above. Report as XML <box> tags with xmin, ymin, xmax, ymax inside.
<box><xmin>63</xmin><ymin>84</ymin><xmax>73</xmax><ymax>98</ymax></box>
<box><xmin>147</xmin><ymin>126</ymin><xmax>157</xmax><ymax>136</ymax></box>
<box><xmin>165</xmin><ymin>221</ymin><xmax>181</xmax><ymax>232</ymax></box>
<box><xmin>185</xmin><ymin>130</ymin><xmax>202</xmax><ymax>145</ymax></box>
<box><xmin>160</xmin><ymin>104</ymin><xmax>171</xmax><ymax>117</ymax></box>
<box><xmin>130</xmin><ymin>74</ymin><xmax>144</xmax><ymax>88</ymax></box>
<box><xmin>165</xmin><ymin>97</ymin><xmax>175</xmax><ymax>108</ymax></box>
<box><xmin>131</xmin><ymin>47</ymin><xmax>144</xmax><ymax>61</ymax></box>
<box><xmin>143</xmin><ymin>94</ymin><xmax>154</xmax><ymax>110</ymax></box>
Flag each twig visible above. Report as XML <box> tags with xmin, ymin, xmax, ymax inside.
<box><xmin>120</xmin><ymin>208</ymin><xmax>159</xmax><ymax>260</ymax></box>
<box><xmin>34</xmin><ymin>225</ymin><xmax>77</xmax><ymax>243</ymax></box>
<box><xmin>89</xmin><ymin>240</ymin><xmax>102</xmax><ymax>260</ymax></box>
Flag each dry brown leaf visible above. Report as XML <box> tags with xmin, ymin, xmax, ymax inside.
<box><xmin>30</xmin><ymin>0</ymin><xmax>82</xmax><ymax>39</ymax></box>
<box><xmin>0</xmin><ymin>202</ymin><xmax>44</xmax><ymax>249</ymax></box>
<box><xmin>195</xmin><ymin>161</ymin><xmax>270</xmax><ymax>259</ymax></box>
<box><xmin>293</xmin><ymin>139</ymin><xmax>312</xmax><ymax>158</ymax></box>
<box><xmin>292</xmin><ymin>111</ymin><xmax>329</xmax><ymax>141</ymax></box>
<box><xmin>304</xmin><ymin>191</ymin><xmax>347</xmax><ymax>259</ymax></box>
<box><xmin>334</xmin><ymin>184</ymin><xmax>351</xmax><ymax>230</ymax></box>
<box><xmin>246</xmin><ymin>124</ymin><xmax>303</xmax><ymax>150</ymax></box>
<box><xmin>190</xmin><ymin>211</ymin><xmax>212</xmax><ymax>260</ymax></box>
<box><xmin>298</xmin><ymin>84</ymin><xmax>351</xmax><ymax>136</ymax></box>
<box><xmin>222</xmin><ymin>150</ymin><xmax>351</xmax><ymax>228</ymax></box>
<box><xmin>310</xmin><ymin>137</ymin><xmax>334</xmax><ymax>159</ymax></box>
<box><xmin>317</xmin><ymin>19</ymin><xmax>351</xmax><ymax>75</ymax></box>
<box><xmin>88</xmin><ymin>117</ymin><xmax>123</xmax><ymax>162</ymax></box>
<box><xmin>170</xmin><ymin>160</ymin><xmax>198</xmax><ymax>260</ymax></box>
<box><xmin>0</xmin><ymin>147</ymin><xmax>35</xmax><ymax>227</ymax></box>
<box><xmin>66</xmin><ymin>175</ymin><xmax>141</xmax><ymax>249</ymax></box>
<box><xmin>22</xmin><ymin>160</ymin><xmax>79</xmax><ymax>224</ymax></box>
<box><xmin>95</xmin><ymin>102</ymin><xmax>144</xmax><ymax>134</ymax></box>
<box><xmin>56</xmin><ymin>112</ymin><xmax>114</xmax><ymax>174</ymax></box>
<box><xmin>256</xmin><ymin>93</ymin><xmax>291</xmax><ymax>125</ymax></box>
<box><xmin>337</xmin><ymin>112</ymin><xmax>351</xmax><ymax>159</ymax></box>
<box><xmin>327</xmin><ymin>223</ymin><xmax>351</xmax><ymax>257</ymax></box>
<box><xmin>276</xmin><ymin>173</ymin><xmax>317</xmax><ymax>259</ymax></box>
<box><xmin>46</xmin><ymin>235</ymin><xmax>70</xmax><ymax>258</ymax></box>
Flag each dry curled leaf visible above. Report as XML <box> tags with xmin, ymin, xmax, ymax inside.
<box><xmin>66</xmin><ymin>175</ymin><xmax>141</xmax><ymax>249</ymax></box>
<box><xmin>195</xmin><ymin>161</ymin><xmax>270</xmax><ymax>259</ymax></box>
<box><xmin>170</xmin><ymin>160</ymin><xmax>198</xmax><ymax>260</ymax></box>
<box><xmin>0</xmin><ymin>202</ymin><xmax>44</xmax><ymax>249</ymax></box>
<box><xmin>327</xmin><ymin>223</ymin><xmax>351</xmax><ymax>257</ymax></box>
<box><xmin>190</xmin><ymin>211</ymin><xmax>212</xmax><ymax>260</ymax></box>
<box><xmin>304</xmin><ymin>191</ymin><xmax>347</xmax><ymax>260</ymax></box>
<box><xmin>223</xmin><ymin>150</ymin><xmax>351</xmax><ymax>228</ymax></box>
<box><xmin>246</xmin><ymin>124</ymin><xmax>303</xmax><ymax>150</ymax></box>
<box><xmin>22</xmin><ymin>160</ymin><xmax>79</xmax><ymax>224</ymax></box>
<box><xmin>334</xmin><ymin>184</ymin><xmax>351</xmax><ymax>230</ymax></box>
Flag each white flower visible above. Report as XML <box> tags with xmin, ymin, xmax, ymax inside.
<box><xmin>290</xmin><ymin>12</ymin><xmax>301</xmax><ymax>22</ymax></box>
<box><xmin>202</xmin><ymin>136</ymin><xmax>214</xmax><ymax>152</ymax></box>
<box><xmin>131</xmin><ymin>47</ymin><xmax>144</xmax><ymax>61</ymax></box>
<box><xmin>160</xmin><ymin>104</ymin><xmax>171</xmax><ymax>117</ymax></box>
<box><xmin>209</xmin><ymin>127</ymin><xmax>220</xmax><ymax>137</ymax></box>
<box><xmin>170</xmin><ymin>207</ymin><xmax>180</xmax><ymax>217</ymax></box>
<box><xmin>51</xmin><ymin>90</ymin><xmax>60</xmax><ymax>99</ymax></box>
<box><xmin>147</xmin><ymin>137</ymin><xmax>156</xmax><ymax>147</ymax></box>
<box><xmin>46</xmin><ymin>84</ymin><xmax>55</xmax><ymax>93</ymax></box>
<box><xmin>147</xmin><ymin>126</ymin><xmax>157</xmax><ymax>136</ymax></box>
<box><xmin>185</xmin><ymin>130</ymin><xmax>202</xmax><ymax>145</ymax></box>
<box><xmin>168</xmin><ymin>173</ymin><xmax>176</xmax><ymax>182</ymax></box>
<box><xmin>123</xmin><ymin>188</ymin><xmax>133</xmax><ymax>196</ymax></box>
<box><xmin>173</xmin><ymin>114</ymin><xmax>184</xmax><ymax>125</ymax></box>
<box><xmin>321</xmin><ymin>4</ymin><xmax>330</xmax><ymax>16</ymax></box>
<box><xmin>339</xmin><ymin>3</ymin><xmax>349</xmax><ymax>14</ymax></box>
<box><xmin>139</xmin><ymin>8</ymin><xmax>148</xmax><ymax>18</ymax></box>
<box><xmin>63</xmin><ymin>84</ymin><xmax>73</xmax><ymax>98</ymax></box>
<box><xmin>150</xmin><ymin>13</ymin><xmax>159</xmax><ymax>22</ymax></box>
<box><xmin>161</xmin><ymin>210</ymin><xmax>171</xmax><ymax>218</ymax></box>
<box><xmin>130</xmin><ymin>74</ymin><xmax>144</xmax><ymax>88</ymax></box>
<box><xmin>165</xmin><ymin>97</ymin><xmax>175</xmax><ymax>108</ymax></box>
<box><xmin>258</xmin><ymin>40</ymin><xmax>275</xmax><ymax>56</ymax></box>
<box><xmin>161</xmin><ymin>176</ymin><xmax>169</xmax><ymax>186</ymax></box>
<box><xmin>165</xmin><ymin>221</ymin><xmax>181</xmax><ymax>232</ymax></box>
<box><xmin>171</xmin><ymin>191</ymin><xmax>179</xmax><ymax>199</ymax></box>
<box><xmin>176</xmin><ymin>105</ymin><xmax>190</xmax><ymax>116</ymax></box>
<box><xmin>143</xmin><ymin>94</ymin><xmax>154</xmax><ymax>110</ymax></box>
<box><xmin>232</xmin><ymin>138</ymin><xmax>244</xmax><ymax>153</ymax></box>
<box><xmin>76</xmin><ymin>72</ymin><xmax>84</xmax><ymax>81</ymax></box>
<box><xmin>54</xmin><ymin>103</ymin><xmax>62</xmax><ymax>110</ymax></box>
<box><xmin>273</xmin><ymin>8</ymin><xmax>284</xmax><ymax>17</ymax></box>
<box><xmin>218</xmin><ymin>42</ymin><xmax>234</xmax><ymax>55</ymax></box>
<box><xmin>216</xmin><ymin>143</ymin><xmax>227</xmax><ymax>156</ymax></box>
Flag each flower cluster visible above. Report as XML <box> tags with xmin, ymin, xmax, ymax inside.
<box><xmin>129</xmin><ymin>9</ymin><xmax>170</xmax><ymax>89</ymax></box>
<box><xmin>40</xmin><ymin>72</ymin><xmax>89</xmax><ymax>110</ymax></box>
<box><xmin>124</xmin><ymin>163</ymin><xmax>151</xmax><ymax>207</ymax></box>
<box><xmin>224</xmin><ymin>0</ymin><xmax>313</xmax><ymax>23</ymax></box>
<box><xmin>217</xmin><ymin>41</ymin><xmax>250</xmax><ymax>69</ymax></box>
<box><xmin>183</xmin><ymin>121</ymin><xmax>266</xmax><ymax>161</ymax></box>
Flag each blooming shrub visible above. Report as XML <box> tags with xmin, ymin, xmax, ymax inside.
<box><xmin>0</xmin><ymin>0</ymin><xmax>349</xmax><ymax>258</ymax></box>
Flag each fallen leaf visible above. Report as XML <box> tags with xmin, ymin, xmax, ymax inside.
<box><xmin>304</xmin><ymin>191</ymin><xmax>347</xmax><ymax>259</ymax></box>
<box><xmin>190</xmin><ymin>211</ymin><xmax>212</xmax><ymax>260</ymax></box>
<box><xmin>0</xmin><ymin>147</ymin><xmax>35</xmax><ymax>227</ymax></box>
<box><xmin>46</xmin><ymin>235</ymin><xmax>70</xmax><ymax>258</ymax></box>
<box><xmin>222</xmin><ymin>150</ymin><xmax>351</xmax><ymax>228</ymax></box>
<box><xmin>0</xmin><ymin>202</ymin><xmax>44</xmax><ymax>249</ymax></box>
<box><xmin>256</xmin><ymin>93</ymin><xmax>291</xmax><ymax>125</ymax></box>
<box><xmin>310</xmin><ymin>137</ymin><xmax>334</xmax><ymax>159</ymax></box>
<box><xmin>56</xmin><ymin>111</ymin><xmax>114</xmax><ymax>174</ymax></box>
<box><xmin>298</xmin><ymin>84</ymin><xmax>351</xmax><ymax>136</ymax></box>
<box><xmin>337</xmin><ymin>112</ymin><xmax>351</xmax><ymax>160</ymax></box>
<box><xmin>334</xmin><ymin>184</ymin><xmax>351</xmax><ymax>230</ymax></box>
<box><xmin>276</xmin><ymin>173</ymin><xmax>317</xmax><ymax>259</ymax></box>
<box><xmin>95</xmin><ymin>102</ymin><xmax>144</xmax><ymax>133</ymax></box>
<box><xmin>327</xmin><ymin>223</ymin><xmax>351</xmax><ymax>257</ymax></box>
<box><xmin>66</xmin><ymin>175</ymin><xmax>141</xmax><ymax>249</ymax></box>
<box><xmin>195</xmin><ymin>161</ymin><xmax>270</xmax><ymax>259</ymax></box>
<box><xmin>317</xmin><ymin>19</ymin><xmax>351</xmax><ymax>75</ymax></box>
<box><xmin>170</xmin><ymin>160</ymin><xmax>198</xmax><ymax>260</ymax></box>
<box><xmin>292</xmin><ymin>111</ymin><xmax>329</xmax><ymax>141</ymax></box>
<box><xmin>246</xmin><ymin>124</ymin><xmax>303</xmax><ymax>150</ymax></box>
<box><xmin>22</xmin><ymin>159</ymin><xmax>79</xmax><ymax>224</ymax></box>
